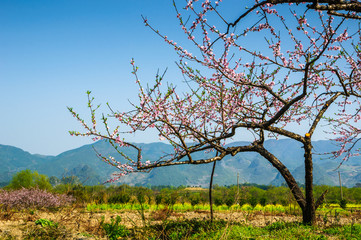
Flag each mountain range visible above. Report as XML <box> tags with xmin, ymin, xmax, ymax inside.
<box><xmin>1</xmin><ymin>139</ymin><xmax>361</xmax><ymax>187</ymax></box>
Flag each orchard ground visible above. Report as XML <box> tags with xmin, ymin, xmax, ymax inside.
<box><xmin>1</xmin><ymin>203</ymin><xmax>361</xmax><ymax>239</ymax></box>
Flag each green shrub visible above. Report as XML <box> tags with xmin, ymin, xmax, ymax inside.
<box><xmin>35</xmin><ymin>218</ymin><xmax>57</xmax><ymax>228</ymax></box>
<box><xmin>161</xmin><ymin>189</ymin><xmax>178</xmax><ymax>208</ymax></box>
<box><xmin>189</xmin><ymin>193</ymin><xmax>201</xmax><ymax>206</ymax></box>
<box><xmin>225</xmin><ymin>197</ymin><xmax>234</xmax><ymax>208</ymax></box>
<box><xmin>339</xmin><ymin>199</ymin><xmax>347</xmax><ymax>209</ymax></box>
<box><xmin>108</xmin><ymin>192</ymin><xmax>130</xmax><ymax>204</ymax></box>
<box><xmin>7</xmin><ymin>169</ymin><xmax>52</xmax><ymax>191</ymax></box>
<box><xmin>260</xmin><ymin>197</ymin><xmax>267</xmax><ymax>206</ymax></box>
<box><xmin>249</xmin><ymin>196</ymin><xmax>258</xmax><ymax>208</ymax></box>
<box><xmin>100</xmin><ymin>215</ymin><xmax>129</xmax><ymax>240</ymax></box>
<box><xmin>213</xmin><ymin>194</ymin><xmax>224</xmax><ymax>206</ymax></box>
<box><xmin>155</xmin><ymin>194</ymin><xmax>162</xmax><ymax>206</ymax></box>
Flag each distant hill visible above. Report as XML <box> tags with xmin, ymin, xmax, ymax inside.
<box><xmin>0</xmin><ymin>139</ymin><xmax>360</xmax><ymax>187</ymax></box>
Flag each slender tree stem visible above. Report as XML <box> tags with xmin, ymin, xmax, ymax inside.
<box><xmin>209</xmin><ymin>160</ymin><xmax>217</xmax><ymax>222</ymax></box>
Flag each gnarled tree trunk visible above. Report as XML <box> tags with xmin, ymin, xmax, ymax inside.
<box><xmin>255</xmin><ymin>142</ymin><xmax>324</xmax><ymax>225</ymax></box>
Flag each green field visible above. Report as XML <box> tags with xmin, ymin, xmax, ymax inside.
<box><xmin>86</xmin><ymin>202</ymin><xmax>361</xmax><ymax>214</ymax></box>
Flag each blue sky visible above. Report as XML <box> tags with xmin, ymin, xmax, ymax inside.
<box><xmin>1</xmin><ymin>0</ymin><xmax>254</xmax><ymax>156</ymax></box>
<box><xmin>1</xmin><ymin>1</ymin><xmax>189</xmax><ymax>155</ymax></box>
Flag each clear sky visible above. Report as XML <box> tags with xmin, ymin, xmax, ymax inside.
<box><xmin>1</xmin><ymin>0</ymin><xmax>189</xmax><ymax>155</ymax></box>
<box><xmin>0</xmin><ymin>1</ymin><xmax>347</xmax><ymax>156</ymax></box>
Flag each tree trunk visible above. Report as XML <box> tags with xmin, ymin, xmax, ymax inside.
<box><xmin>254</xmin><ymin>142</ymin><xmax>320</xmax><ymax>225</ymax></box>
<box><xmin>209</xmin><ymin>160</ymin><xmax>216</xmax><ymax>222</ymax></box>
<box><xmin>254</xmin><ymin>144</ymin><xmax>306</xmax><ymax>211</ymax></box>
<box><xmin>303</xmin><ymin>139</ymin><xmax>316</xmax><ymax>225</ymax></box>
<box><xmin>244</xmin><ymin>141</ymin><xmax>325</xmax><ymax>225</ymax></box>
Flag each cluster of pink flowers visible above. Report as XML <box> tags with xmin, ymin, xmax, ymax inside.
<box><xmin>69</xmin><ymin>0</ymin><xmax>361</xmax><ymax>180</ymax></box>
<box><xmin>0</xmin><ymin>188</ymin><xmax>75</xmax><ymax>209</ymax></box>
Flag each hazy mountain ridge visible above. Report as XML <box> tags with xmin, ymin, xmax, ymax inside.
<box><xmin>0</xmin><ymin>140</ymin><xmax>360</xmax><ymax>187</ymax></box>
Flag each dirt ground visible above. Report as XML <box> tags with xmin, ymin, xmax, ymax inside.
<box><xmin>0</xmin><ymin>207</ymin><xmax>360</xmax><ymax>239</ymax></box>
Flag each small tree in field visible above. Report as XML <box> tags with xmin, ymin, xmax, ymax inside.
<box><xmin>7</xmin><ymin>169</ymin><xmax>52</xmax><ymax>191</ymax></box>
<box><xmin>69</xmin><ymin>1</ymin><xmax>361</xmax><ymax>225</ymax></box>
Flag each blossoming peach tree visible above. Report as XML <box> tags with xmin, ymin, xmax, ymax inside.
<box><xmin>69</xmin><ymin>0</ymin><xmax>361</xmax><ymax>224</ymax></box>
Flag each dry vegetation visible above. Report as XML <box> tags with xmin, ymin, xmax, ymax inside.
<box><xmin>1</xmin><ymin>204</ymin><xmax>361</xmax><ymax>239</ymax></box>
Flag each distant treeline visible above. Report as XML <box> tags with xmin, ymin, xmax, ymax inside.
<box><xmin>2</xmin><ymin>170</ymin><xmax>361</xmax><ymax>207</ymax></box>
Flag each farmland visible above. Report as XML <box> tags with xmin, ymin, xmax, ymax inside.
<box><xmin>0</xmin><ymin>202</ymin><xmax>360</xmax><ymax>239</ymax></box>
<box><xmin>1</xmin><ymin>183</ymin><xmax>361</xmax><ymax>239</ymax></box>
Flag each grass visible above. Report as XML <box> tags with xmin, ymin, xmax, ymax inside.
<box><xmin>145</xmin><ymin>219</ymin><xmax>229</xmax><ymax>239</ymax></box>
<box><xmin>137</xmin><ymin>219</ymin><xmax>361</xmax><ymax>239</ymax></box>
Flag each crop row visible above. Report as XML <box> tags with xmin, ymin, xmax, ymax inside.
<box><xmin>86</xmin><ymin>202</ymin><xmax>361</xmax><ymax>214</ymax></box>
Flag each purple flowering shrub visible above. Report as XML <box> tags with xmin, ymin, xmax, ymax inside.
<box><xmin>0</xmin><ymin>188</ymin><xmax>75</xmax><ymax>209</ymax></box>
